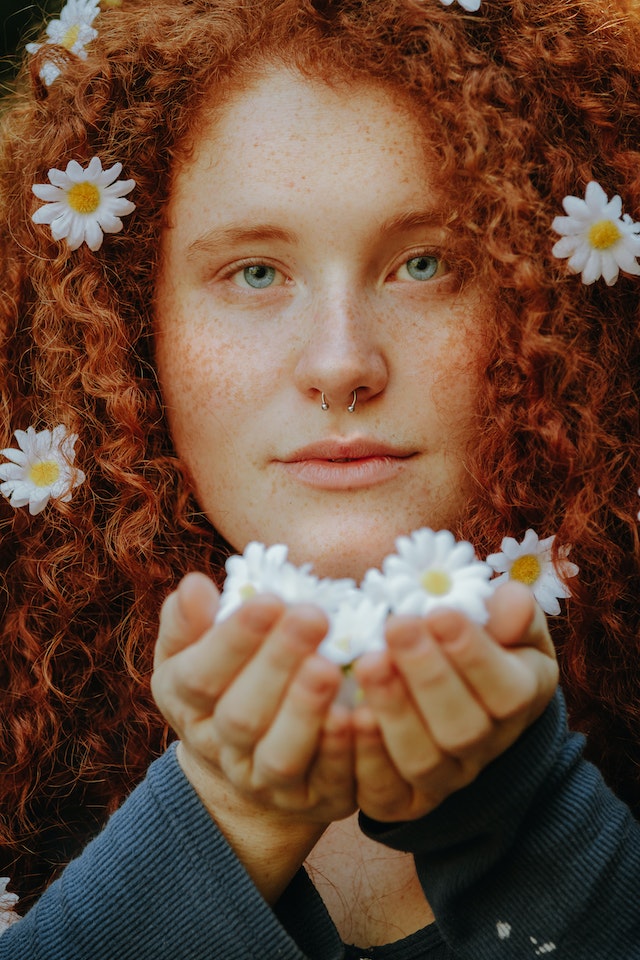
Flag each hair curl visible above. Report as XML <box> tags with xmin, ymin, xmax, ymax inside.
<box><xmin>2</xmin><ymin>0</ymin><xmax>640</xmax><ymax>910</ymax></box>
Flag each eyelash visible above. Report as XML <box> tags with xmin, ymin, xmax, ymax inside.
<box><xmin>225</xmin><ymin>259</ymin><xmax>289</xmax><ymax>289</ymax></box>
<box><xmin>221</xmin><ymin>250</ymin><xmax>449</xmax><ymax>290</ymax></box>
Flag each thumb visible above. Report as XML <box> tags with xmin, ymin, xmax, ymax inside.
<box><xmin>154</xmin><ymin>571</ymin><xmax>220</xmax><ymax>668</ymax></box>
<box><xmin>485</xmin><ymin>581</ymin><xmax>554</xmax><ymax>657</ymax></box>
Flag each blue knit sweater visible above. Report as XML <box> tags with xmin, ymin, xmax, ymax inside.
<box><xmin>1</xmin><ymin>690</ymin><xmax>638</xmax><ymax>958</ymax></box>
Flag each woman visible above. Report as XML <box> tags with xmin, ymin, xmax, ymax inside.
<box><xmin>0</xmin><ymin>0</ymin><xmax>639</xmax><ymax>956</ymax></box>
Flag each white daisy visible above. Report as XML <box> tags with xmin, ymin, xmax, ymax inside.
<box><xmin>439</xmin><ymin>0</ymin><xmax>481</xmax><ymax>10</ymax></box>
<box><xmin>0</xmin><ymin>425</ymin><xmax>85</xmax><ymax>515</ymax></box>
<box><xmin>318</xmin><ymin>593</ymin><xmax>388</xmax><ymax>667</ymax></box>
<box><xmin>32</xmin><ymin>157</ymin><xmax>136</xmax><ymax>252</ymax></box>
<box><xmin>26</xmin><ymin>0</ymin><xmax>100</xmax><ymax>86</ymax></box>
<box><xmin>217</xmin><ymin>542</ymin><xmax>356</xmax><ymax>621</ymax></box>
<box><xmin>551</xmin><ymin>180</ymin><xmax>640</xmax><ymax>285</ymax></box>
<box><xmin>364</xmin><ymin>528</ymin><xmax>494</xmax><ymax>624</ymax></box>
<box><xmin>0</xmin><ymin>877</ymin><xmax>18</xmax><ymax>931</ymax></box>
<box><xmin>486</xmin><ymin>529</ymin><xmax>579</xmax><ymax>616</ymax></box>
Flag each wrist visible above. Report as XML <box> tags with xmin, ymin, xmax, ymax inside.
<box><xmin>177</xmin><ymin>742</ymin><xmax>326</xmax><ymax>903</ymax></box>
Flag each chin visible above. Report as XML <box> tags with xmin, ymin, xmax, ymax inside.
<box><xmin>285</xmin><ymin>530</ymin><xmax>402</xmax><ymax>583</ymax></box>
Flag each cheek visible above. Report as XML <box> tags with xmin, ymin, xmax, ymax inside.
<box><xmin>156</xmin><ymin>322</ymin><xmax>258</xmax><ymax>429</ymax></box>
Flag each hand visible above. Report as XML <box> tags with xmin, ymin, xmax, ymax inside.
<box><xmin>352</xmin><ymin>582</ymin><xmax>559</xmax><ymax>822</ymax></box>
<box><xmin>152</xmin><ymin>572</ymin><xmax>356</xmax><ymax>822</ymax></box>
<box><xmin>151</xmin><ymin>572</ymin><xmax>357</xmax><ymax>901</ymax></box>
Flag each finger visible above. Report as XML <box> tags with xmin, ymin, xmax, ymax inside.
<box><xmin>353</xmin><ymin>705</ymin><xmax>414</xmax><ymax>820</ymax></box>
<box><xmin>381</xmin><ymin>619</ymin><xmax>493</xmax><ymax>754</ymax></box>
<box><xmin>251</xmin><ymin>655</ymin><xmax>343</xmax><ymax>789</ymax></box>
<box><xmin>213</xmin><ymin>604</ymin><xmax>329</xmax><ymax>752</ymax></box>
<box><xmin>154</xmin><ymin>572</ymin><xmax>220</xmax><ymax>667</ymax></box>
<box><xmin>425</xmin><ymin>606</ymin><xmax>557</xmax><ymax>721</ymax></box>
<box><xmin>160</xmin><ymin>594</ymin><xmax>286</xmax><ymax>717</ymax></box>
<box><xmin>309</xmin><ymin>705</ymin><xmax>355</xmax><ymax>806</ymax></box>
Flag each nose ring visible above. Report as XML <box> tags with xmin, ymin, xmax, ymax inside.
<box><xmin>320</xmin><ymin>390</ymin><xmax>358</xmax><ymax>412</ymax></box>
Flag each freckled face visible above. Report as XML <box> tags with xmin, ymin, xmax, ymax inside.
<box><xmin>154</xmin><ymin>67</ymin><xmax>492</xmax><ymax>580</ymax></box>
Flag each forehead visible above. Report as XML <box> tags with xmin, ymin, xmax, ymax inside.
<box><xmin>166</xmin><ymin>65</ymin><xmax>439</xmax><ymax>212</ymax></box>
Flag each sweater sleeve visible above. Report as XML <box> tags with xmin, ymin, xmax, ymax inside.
<box><xmin>0</xmin><ymin>744</ymin><xmax>343</xmax><ymax>960</ymax></box>
<box><xmin>359</xmin><ymin>688</ymin><xmax>640</xmax><ymax>958</ymax></box>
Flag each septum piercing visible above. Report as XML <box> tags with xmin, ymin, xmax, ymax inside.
<box><xmin>320</xmin><ymin>390</ymin><xmax>357</xmax><ymax>412</ymax></box>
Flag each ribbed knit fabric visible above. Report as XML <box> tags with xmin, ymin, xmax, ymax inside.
<box><xmin>2</xmin><ymin>689</ymin><xmax>639</xmax><ymax>958</ymax></box>
<box><xmin>361</xmin><ymin>689</ymin><xmax>640</xmax><ymax>958</ymax></box>
<box><xmin>0</xmin><ymin>744</ymin><xmax>341</xmax><ymax>959</ymax></box>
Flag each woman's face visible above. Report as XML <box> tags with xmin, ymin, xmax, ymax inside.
<box><xmin>154</xmin><ymin>66</ymin><xmax>492</xmax><ymax>579</ymax></box>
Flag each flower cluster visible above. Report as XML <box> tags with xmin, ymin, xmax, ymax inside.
<box><xmin>552</xmin><ymin>181</ymin><xmax>640</xmax><ymax>286</ymax></box>
<box><xmin>26</xmin><ymin>0</ymin><xmax>101</xmax><ymax>86</ymax></box>
<box><xmin>217</xmin><ymin>527</ymin><xmax>579</xmax><ymax>666</ymax></box>
<box><xmin>0</xmin><ymin>425</ymin><xmax>85</xmax><ymax>515</ymax></box>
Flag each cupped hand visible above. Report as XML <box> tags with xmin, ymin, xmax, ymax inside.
<box><xmin>151</xmin><ymin>572</ymin><xmax>356</xmax><ymax>824</ymax></box>
<box><xmin>352</xmin><ymin>581</ymin><xmax>559</xmax><ymax>822</ymax></box>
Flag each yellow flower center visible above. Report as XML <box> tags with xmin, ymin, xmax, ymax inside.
<box><xmin>67</xmin><ymin>181</ymin><xmax>101</xmax><ymax>214</ymax></box>
<box><xmin>510</xmin><ymin>554</ymin><xmax>541</xmax><ymax>586</ymax></box>
<box><xmin>28</xmin><ymin>460</ymin><xmax>60</xmax><ymax>488</ymax></box>
<box><xmin>587</xmin><ymin>219</ymin><xmax>621</xmax><ymax>250</ymax></box>
<box><xmin>61</xmin><ymin>24</ymin><xmax>81</xmax><ymax>50</ymax></box>
<box><xmin>420</xmin><ymin>568</ymin><xmax>452</xmax><ymax>596</ymax></box>
<box><xmin>239</xmin><ymin>584</ymin><xmax>257</xmax><ymax>601</ymax></box>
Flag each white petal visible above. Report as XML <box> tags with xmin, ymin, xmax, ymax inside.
<box><xmin>32</xmin><ymin>184</ymin><xmax>65</xmax><ymax>202</ymax></box>
<box><xmin>84</xmin><ymin>219</ymin><xmax>105</xmax><ymax>251</ymax></box>
<box><xmin>86</xmin><ymin>156</ymin><xmax>104</xmax><ymax>178</ymax></box>
<box><xmin>584</xmin><ymin>181</ymin><xmax>608</xmax><ymax>211</ymax></box>
<box><xmin>48</xmin><ymin>168</ymin><xmax>71</xmax><ymax>188</ymax></box>
<box><xmin>580</xmin><ymin>249</ymin><xmax>603</xmax><ymax>284</ymax></box>
<box><xmin>97</xmin><ymin>161</ymin><xmax>123</xmax><ymax>186</ymax></box>
<box><xmin>0</xmin><ymin>463</ymin><xmax>26</xmax><ymax>481</ymax></box>
<box><xmin>566</xmin><ymin>243</ymin><xmax>591</xmax><ymax>274</ymax></box>
<box><xmin>65</xmin><ymin>160</ymin><xmax>88</xmax><ymax>182</ymax></box>
<box><xmin>561</xmin><ymin>196</ymin><xmax>590</xmax><ymax>219</ymax></box>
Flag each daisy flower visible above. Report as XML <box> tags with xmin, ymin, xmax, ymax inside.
<box><xmin>0</xmin><ymin>878</ymin><xmax>19</xmax><ymax>936</ymax></box>
<box><xmin>486</xmin><ymin>529</ymin><xmax>579</xmax><ymax>616</ymax></box>
<box><xmin>26</xmin><ymin>0</ymin><xmax>100</xmax><ymax>86</ymax></box>
<box><xmin>32</xmin><ymin>157</ymin><xmax>136</xmax><ymax>252</ymax></box>
<box><xmin>551</xmin><ymin>180</ymin><xmax>640</xmax><ymax>286</ymax></box>
<box><xmin>0</xmin><ymin>425</ymin><xmax>85</xmax><ymax>515</ymax></box>
<box><xmin>363</xmin><ymin>528</ymin><xmax>494</xmax><ymax>624</ymax></box>
<box><xmin>318</xmin><ymin>593</ymin><xmax>388</xmax><ymax>667</ymax></box>
<box><xmin>217</xmin><ymin>542</ymin><xmax>355</xmax><ymax>621</ymax></box>
<box><xmin>439</xmin><ymin>0</ymin><xmax>481</xmax><ymax>10</ymax></box>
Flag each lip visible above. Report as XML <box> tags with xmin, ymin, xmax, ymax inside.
<box><xmin>279</xmin><ymin>438</ymin><xmax>416</xmax><ymax>490</ymax></box>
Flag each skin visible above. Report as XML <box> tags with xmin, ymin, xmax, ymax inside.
<box><xmin>154</xmin><ymin>66</ymin><xmax>490</xmax><ymax>582</ymax></box>
<box><xmin>151</xmin><ymin>66</ymin><xmax>559</xmax><ymax>936</ymax></box>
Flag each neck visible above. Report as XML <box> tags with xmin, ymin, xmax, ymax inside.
<box><xmin>305</xmin><ymin>812</ymin><xmax>434</xmax><ymax>948</ymax></box>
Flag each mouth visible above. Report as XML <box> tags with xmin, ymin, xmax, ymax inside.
<box><xmin>279</xmin><ymin>439</ymin><xmax>416</xmax><ymax>490</ymax></box>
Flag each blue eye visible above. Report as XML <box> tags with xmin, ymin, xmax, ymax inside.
<box><xmin>242</xmin><ymin>264</ymin><xmax>277</xmax><ymax>288</ymax></box>
<box><xmin>404</xmin><ymin>255</ymin><xmax>439</xmax><ymax>280</ymax></box>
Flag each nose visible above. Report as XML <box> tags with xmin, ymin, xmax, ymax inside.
<box><xmin>294</xmin><ymin>289</ymin><xmax>389</xmax><ymax>411</ymax></box>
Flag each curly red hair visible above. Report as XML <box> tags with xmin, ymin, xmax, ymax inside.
<box><xmin>1</xmin><ymin>0</ymin><xmax>640</xmax><ymax>910</ymax></box>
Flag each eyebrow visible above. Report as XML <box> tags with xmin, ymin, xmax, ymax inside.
<box><xmin>186</xmin><ymin>210</ymin><xmax>445</xmax><ymax>260</ymax></box>
<box><xmin>187</xmin><ymin>224</ymin><xmax>299</xmax><ymax>260</ymax></box>
<box><xmin>379</xmin><ymin>210</ymin><xmax>445</xmax><ymax>235</ymax></box>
